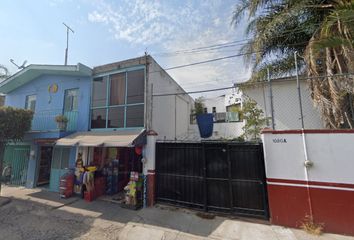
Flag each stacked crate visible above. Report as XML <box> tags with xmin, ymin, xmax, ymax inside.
<box><xmin>59</xmin><ymin>172</ymin><xmax>74</xmax><ymax>198</ymax></box>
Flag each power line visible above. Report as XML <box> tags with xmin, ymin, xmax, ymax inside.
<box><xmin>152</xmin><ymin>73</ymin><xmax>354</xmax><ymax>97</ymax></box>
<box><xmin>152</xmin><ymin>86</ymin><xmax>236</xmax><ymax>97</ymax></box>
<box><xmin>153</xmin><ymin>39</ymin><xmax>249</xmax><ymax>56</ymax></box>
<box><xmin>150</xmin><ymin>36</ymin><xmax>348</xmax><ymax>74</ymax></box>
<box><xmin>181</xmin><ymin>77</ymin><xmax>248</xmax><ymax>87</ymax></box>
<box><xmin>153</xmin><ymin>17</ymin><xmax>354</xmax><ymax>57</ymax></box>
<box><xmin>153</xmin><ymin>25</ymin><xmax>319</xmax><ymax>57</ymax></box>
<box><xmin>162</xmin><ymin>53</ymin><xmax>255</xmax><ymax>71</ymax></box>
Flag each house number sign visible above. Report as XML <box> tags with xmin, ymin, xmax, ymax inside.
<box><xmin>272</xmin><ymin>138</ymin><xmax>287</xmax><ymax>143</ymax></box>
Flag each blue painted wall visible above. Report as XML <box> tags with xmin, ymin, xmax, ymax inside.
<box><xmin>5</xmin><ymin>74</ymin><xmax>92</xmax><ymax>133</ymax></box>
<box><xmin>5</xmin><ymin>74</ymin><xmax>92</xmax><ymax>189</ymax></box>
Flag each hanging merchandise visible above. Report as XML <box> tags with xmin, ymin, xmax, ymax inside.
<box><xmin>122</xmin><ymin>171</ymin><xmax>143</xmax><ymax>210</ymax></box>
<box><xmin>108</xmin><ymin>148</ymin><xmax>118</xmax><ymax>159</ymax></box>
<box><xmin>135</xmin><ymin>146</ymin><xmax>143</xmax><ymax>156</ymax></box>
<box><xmin>74</xmin><ymin>153</ymin><xmax>85</xmax><ymax>194</ymax></box>
<box><xmin>105</xmin><ymin>159</ymin><xmax>119</xmax><ymax>195</ymax></box>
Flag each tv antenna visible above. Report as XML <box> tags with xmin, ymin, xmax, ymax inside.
<box><xmin>63</xmin><ymin>22</ymin><xmax>74</xmax><ymax>65</ymax></box>
<box><xmin>10</xmin><ymin>59</ymin><xmax>27</xmax><ymax>70</ymax></box>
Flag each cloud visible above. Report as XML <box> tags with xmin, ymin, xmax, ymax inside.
<box><xmin>87</xmin><ymin>0</ymin><xmax>250</xmax><ymax>96</ymax></box>
<box><xmin>88</xmin><ymin>0</ymin><xmax>173</xmax><ymax>44</ymax></box>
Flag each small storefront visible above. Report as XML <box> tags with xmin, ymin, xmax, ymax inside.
<box><xmin>55</xmin><ymin>129</ymin><xmax>146</xmax><ymax>209</ymax></box>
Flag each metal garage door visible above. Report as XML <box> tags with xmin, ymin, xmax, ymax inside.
<box><xmin>156</xmin><ymin>141</ymin><xmax>269</xmax><ymax>219</ymax></box>
<box><xmin>3</xmin><ymin>145</ymin><xmax>30</xmax><ymax>186</ymax></box>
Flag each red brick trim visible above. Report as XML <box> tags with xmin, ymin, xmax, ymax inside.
<box><xmin>262</xmin><ymin>129</ymin><xmax>354</xmax><ymax>134</ymax></box>
<box><xmin>146</xmin><ymin>130</ymin><xmax>158</xmax><ymax>136</ymax></box>
<box><xmin>267</xmin><ymin>178</ymin><xmax>354</xmax><ymax>189</ymax></box>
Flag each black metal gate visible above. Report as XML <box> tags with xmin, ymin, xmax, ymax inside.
<box><xmin>156</xmin><ymin>141</ymin><xmax>269</xmax><ymax>219</ymax></box>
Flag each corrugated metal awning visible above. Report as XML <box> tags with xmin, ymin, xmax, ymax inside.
<box><xmin>55</xmin><ymin>129</ymin><xmax>146</xmax><ymax>147</ymax></box>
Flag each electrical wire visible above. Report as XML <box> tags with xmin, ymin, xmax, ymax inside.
<box><xmin>152</xmin><ymin>73</ymin><xmax>354</xmax><ymax>97</ymax></box>
<box><xmin>152</xmin><ymin>86</ymin><xmax>236</xmax><ymax>97</ymax></box>
<box><xmin>152</xmin><ymin>24</ymin><xmax>321</xmax><ymax>56</ymax></box>
<box><xmin>153</xmin><ymin>17</ymin><xmax>354</xmax><ymax>57</ymax></box>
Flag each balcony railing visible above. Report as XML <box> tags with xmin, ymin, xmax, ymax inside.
<box><xmin>31</xmin><ymin>109</ymin><xmax>78</xmax><ymax>132</ymax></box>
<box><xmin>190</xmin><ymin>112</ymin><xmax>241</xmax><ymax>124</ymax></box>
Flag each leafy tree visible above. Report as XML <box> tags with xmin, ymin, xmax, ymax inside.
<box><xmin>241</xmin><ymin>98</ymin><xmax>268</xmax><ymax>141</ymax></box>
<box><xmin>0</xmin><ymin>107</ymin><xmax>33</xmax><ymax>195</ymax></box>
<box><xmin>232</xmin><ymin>0</ymin><xmax>354</xmax><ymax>128</ymax></box>
<box><xmin>193</xmin><ymin>97</ymin><xmax>205</xmax><ymax>115</ymax></box>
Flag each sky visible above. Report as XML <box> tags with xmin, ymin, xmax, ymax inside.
<box><xmin>0</xmin><ymin>0</ymin><xmax>250</xmax><ymax>97</ymax></box>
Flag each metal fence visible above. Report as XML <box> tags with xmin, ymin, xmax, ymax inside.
<box><xmin>31</xmin><ymin>109</ymin><xmax>78</xmax><ymax>132</ymax></box>
<box><xmin>240</xmin><ymin>75</ymin><xmax>354</xmax><ymax>130</ymax></box>
<box><xmin>3</xmin><ymin>145</ymin><xmax>30</xmax><ymax>186</ymax></box>
<box><xmin>190</xmin><ymin>112</ymin><xmax>241</xmax><ymax>125</ymax></box>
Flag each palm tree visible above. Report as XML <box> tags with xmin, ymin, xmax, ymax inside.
<box><xmin>232</xmin><ymin>0</ymin><xmax>354</xmax><ymax>128</ymax></box>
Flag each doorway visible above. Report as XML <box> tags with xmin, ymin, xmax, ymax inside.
<box><xmin>37</xmin><ymin>146</ymin><xmax>53</xmax><ymax>186</ymax></box>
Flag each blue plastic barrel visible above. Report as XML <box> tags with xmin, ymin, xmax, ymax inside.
<box><xmin>196</xmin><ymin>113</ymin><xmax>214</xmax><ymax>138</ymax></box>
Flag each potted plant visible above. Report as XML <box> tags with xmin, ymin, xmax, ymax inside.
<box><xmin>193</xmin><ymin>97</ymin><xmax>214</xmax><ymax>138</ymax></box>
<box><xmin>55</xmin><ymin>115</ymin><xmax>68</xmax><ymax>131</ymax></box>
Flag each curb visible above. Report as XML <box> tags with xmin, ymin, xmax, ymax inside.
<box><xmin>0</xmin><ymin>197</ymin><xmax>11</xmax><ymax>207</ymax></box>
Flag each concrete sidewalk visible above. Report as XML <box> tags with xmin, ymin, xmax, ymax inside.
<box><xmin>1</xmin><ymin>186</ymin><xmax>353</xmax><ymax>240</ymax></box>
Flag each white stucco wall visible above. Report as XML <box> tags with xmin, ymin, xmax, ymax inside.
<box><xmin>189</xmin><ymin>121</ymin><xmax>244</xmax><ymax>139</ymax></box>
<box><xmin>243</xmin><ymin>80</ymin><xmax>324</xmax><ymax>130</ymax></box>
<box><xmin>203</xmin><ymin>95</ymin><xmax>226</xmax><ymax>113</ymax></box>
<box><xmin>262</xmin><ymin>131</ymin><xmax>354</xmax><ymax>184</ymax></box>
<box><xmin>203</xmin><ymin>90</ymin><xmax>242</xmax><ymax>114</ymax></box>
<box><xmin>192</xmin><ymin>92</ymin><xmax>244</xmax><ymax>139</ymax></box>
<box><xmin>147</xmin><ymin>58</ymin><xmax>193</xmax><ymax>141</ymax></box>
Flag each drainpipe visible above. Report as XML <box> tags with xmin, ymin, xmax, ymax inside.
<box><xmin>295</xmin><ymin>52</ymin><xmax>314</xmax><ymax>220</ymax></box>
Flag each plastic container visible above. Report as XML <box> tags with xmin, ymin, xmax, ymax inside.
<box><xmin>84</xmin><ymin>190</ymin><xmax>95</xmax><ymax>202</ymax></box>
<box><xmin>196</xmin><ymin>113</ymin><xmax>214</xmax><ymax>138</ymax></box>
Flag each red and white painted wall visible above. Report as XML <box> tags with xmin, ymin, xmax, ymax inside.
<box><xmin>143</xmin><ymin>130</ymin><xmax>158</xmax><ymax>207</ymax></box>
<box><xmin>262</xmin><ymin>129</ymin><xmax>354</xmax><ymax>236</ymax></box>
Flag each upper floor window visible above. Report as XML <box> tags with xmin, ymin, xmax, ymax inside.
<box><xmin>64</xmin><ymin>89</ymin><xmax>78</xmax><ymax>112</ymax></box>
<box><xmin>91</xmin><ymin>68</ymin><xmax>145</xmax><ymax>129</ymax></box>
<box><xmin>212</xmin><ymin>107</ymin><xmax>216</xmax><ymax>114</ymax></box>
<box><xmin>25</xmin><ymin>95</ymin><xmax>36</xmax><ymax>112</ymax></box>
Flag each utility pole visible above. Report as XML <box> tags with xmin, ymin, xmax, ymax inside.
<box><xmin>63</xmin><ymin>23</ymin><xmax>74</xmax><ymax>65</ymax></box>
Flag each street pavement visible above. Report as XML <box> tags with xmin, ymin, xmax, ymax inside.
<box><xmin>0</xmin><ymin>186</ymin><xmax>353</xmax><ymax>240</ymax></box>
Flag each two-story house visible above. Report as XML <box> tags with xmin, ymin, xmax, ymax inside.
<box><xmin>0</xmin><ymin>63</ymin><xmax>92</xmax><ymax>190</ymax></box>
<box><xmin>0</xmin><ymin>56</ymin><xmax>193</xmax><ymax>206</ymax></box>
